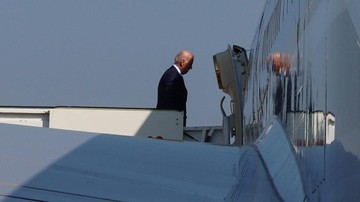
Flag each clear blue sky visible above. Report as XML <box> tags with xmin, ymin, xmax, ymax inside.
<box><xmin>0</xmin><ymin>0</ymin><xmax>266</xmax><ymax>126</ymax></box>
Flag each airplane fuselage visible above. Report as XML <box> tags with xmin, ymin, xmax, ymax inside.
<box><xmin>244</xmin><ymin>0</ymin><xmax>360</xmax><ymax>201</ymax></box>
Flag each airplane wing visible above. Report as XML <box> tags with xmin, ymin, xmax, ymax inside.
<box><xmin>0</xmin><ymin>118</ymin><xmax>304</xmax><ymax>201</ymax></box>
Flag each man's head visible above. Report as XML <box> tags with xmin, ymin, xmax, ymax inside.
<box><xmin>174</xmin><ymin>50</ymin><xmax>194</xmax><ymax>75</ymax></box>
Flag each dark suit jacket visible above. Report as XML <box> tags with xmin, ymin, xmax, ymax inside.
<box><xmin>156</xmin><ymin>66</ymin><xmax>187</xmax><ymax>125</ymax></box>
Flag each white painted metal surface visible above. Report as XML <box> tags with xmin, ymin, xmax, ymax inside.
<box><xmin>0</xmin><ymin>123</ymin><xmax>276</xmax><ymax>201</ymax></box>
<box><xmin>0</xmin><ymin>107</ymin><xmax>184</xmax><ymax>141</ymax></box>
<box><xmin>0</xmin><ymin>107</ymin><xmax>50</xmax><ymax>127</ymax></box>
<box><xmin>254</xmin><ymin>118</ymin><xmax>306</xmax><ymax>202</ymax></box>
<box><xmin>49</xmin><ymin>107</ymin><xmax>183</xmax><ymax>140</ymax></box>
<box><xmin>0</xmin><ymin>118</ymin><xmax>302</xmax><ymax>201</ymax></box>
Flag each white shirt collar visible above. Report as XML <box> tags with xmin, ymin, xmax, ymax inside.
<box><xmin>173</xmin><ymin>64</ymin><xmax>182</xmax><ymax>75</ymax></box>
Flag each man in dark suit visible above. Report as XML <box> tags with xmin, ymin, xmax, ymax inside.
<box><xmin>156</xmin><ymin>50</ymin><xmax>194</xmax><ymax>126</ymax></box>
